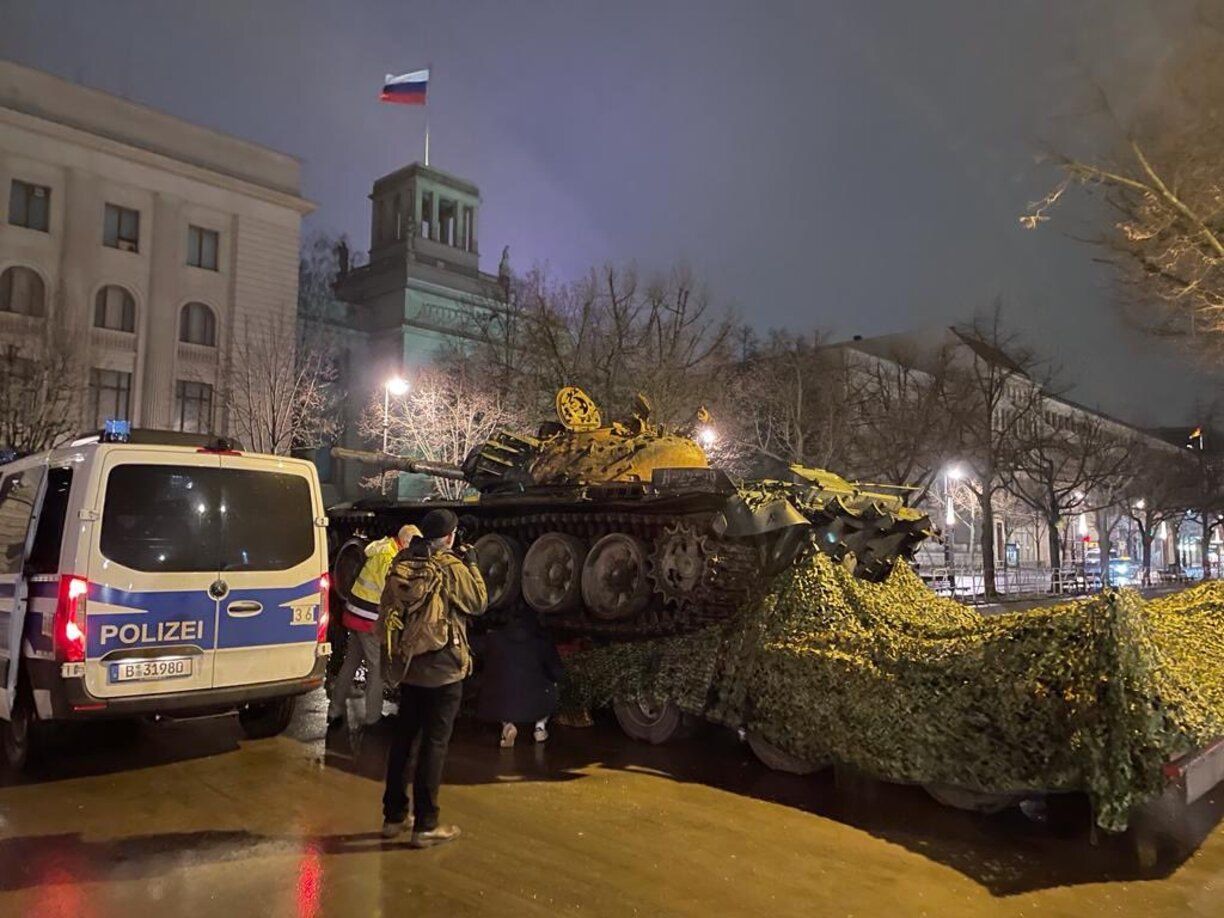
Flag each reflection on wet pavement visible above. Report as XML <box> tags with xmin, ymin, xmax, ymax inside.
<box><xmin>1</xmin><ymin>689</ymin><xmax>1220</xmax><ymax>916</ymax></box>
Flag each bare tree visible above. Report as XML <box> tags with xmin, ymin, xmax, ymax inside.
<box><xmin>944</xmin><ymin>309</ymin><xmax>1047</xmax><ymax>598</ymax></box>
<box><xmin>1021</xmin><ymin>16</ymin><xmax>1224</xmax><ymax>347</ymax></box>
<box><xmin>1003</xmin><ymin>408</ymin><xmax>1133</xmax><ymax>579</ymax></box>
<box><xmin>1123</xmin><ymin>445</ymin><xmax>1196</xmax><ymax>585</ymax></box>
<box><xmin>468</xmin><ymin>264</ymin><xmax>734</xmax><ymax>425</ymax></box>
<box><xmin>0</xmin><ymin>319</ymin><xmax>87</xmax><ymax>455</ymax></box>
<box><xmin>723</xmin><ymin>330</ymin><xmax>861</xmax><ymax>474</ymax></box>
<box><xmin>224</xmin><ymin>313</ymin><xmax>339</xmax><ymax>455</ymax></box>
<box><xmin>359</xmin><ymin>366</ymin><xmax>525</xmax><ymax>499</ymax></box>
<box><xmin>843</xmin><ymin>341</ymin><xmax>961</xmax><ymax>505</ymax></box>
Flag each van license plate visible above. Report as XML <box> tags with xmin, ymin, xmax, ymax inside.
<box><xmin>109</xmin><ymin>658</ymin><xmax>193</xmax><ymax>683</ymax></box>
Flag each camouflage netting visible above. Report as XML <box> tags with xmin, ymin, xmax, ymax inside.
<box><xmin>560</xmin><ymin>554</ymin><xmax>1224</xmax><ymax>831</ymax></box>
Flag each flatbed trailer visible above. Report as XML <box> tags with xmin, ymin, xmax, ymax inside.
<box><xmin>615</xmin><ymin>698</ymin><xmax>1224</xmax><ymax>831</ymax></box>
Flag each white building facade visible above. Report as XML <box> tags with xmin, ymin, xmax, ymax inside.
<box><xmin>0</xmin><ymin>60</ymin><xmax>312</xmax><ymax>439</ymax></box>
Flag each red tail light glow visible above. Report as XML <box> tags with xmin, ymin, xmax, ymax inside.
<box><xmin>317</xmin><ymin>573</ymin><xmax>331</xmax><ymax>643</ymax></box>
<box><xmin>55</xmin><ymin>575</ymin><xmax>88</xmax><ymax>662</ymax></box>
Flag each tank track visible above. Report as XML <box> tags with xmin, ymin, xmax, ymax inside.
<box><xmin>469</xmin><ymin>509</ymin><xmax>762</xmax><ymax>638</ymax></box>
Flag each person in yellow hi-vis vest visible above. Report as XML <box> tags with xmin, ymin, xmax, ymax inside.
<box><xmin>328</xmin><ymin>524</ymin><xmax>421</xmax><ymax>729</ymax></box>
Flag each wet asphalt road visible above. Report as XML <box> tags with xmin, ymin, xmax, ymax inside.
<box><xmin>1</xmin><ymin>690</ymin><xmax>1221</xmax><ymax>917</ymax></box>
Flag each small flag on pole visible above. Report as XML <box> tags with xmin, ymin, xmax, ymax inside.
<box><xmin>381</xmin><ymin>69</ymin><xmax>429</xmax><ymax>105</ymax></box>
<box><xmin>1191</xmin><ymin>426</ymin><xmax>1203</xmax><ymax>440</ymax></box>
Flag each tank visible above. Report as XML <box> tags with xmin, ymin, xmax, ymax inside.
<box><xmin>327</xmin><ymin>386</ymin><xmax>934</xmax><ymax>638</ymax></box>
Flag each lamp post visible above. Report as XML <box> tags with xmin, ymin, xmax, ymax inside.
<box><xmin>381</xmin><ymin>376</ymin><xmax>410</xmax><ymax>494</ymax></box>
<box><xmin>943</xmin><ymin>465</ymin><xmax>964</xmax><ymax>593</ymax></box>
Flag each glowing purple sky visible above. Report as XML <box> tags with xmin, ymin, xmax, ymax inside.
<box><xmin>2</xmin><ymin>0</ymin><xmax>1216</xmax><ymax>424</ymax></box>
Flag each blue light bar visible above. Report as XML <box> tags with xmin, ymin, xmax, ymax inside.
<box><xmin>102</xmin><ymin>419</ymin><xmax>131</xmax><ymax>443</ymax></box>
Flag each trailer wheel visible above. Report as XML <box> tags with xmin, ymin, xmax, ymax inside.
<box><xmin>746</xmin><ymin>731</ymin><xmax>827</xmax><ymax>775</ymax></box>
<box><xmin>1</xmin><ymin>682</ymin><xmax>40</xmax><ymax>773</ymax></box>
<box><xmin>923</xmin><ymin>783</ymin><xmax>1023</xmax><ymax>814</ymax></box>
<box><xmin>613</xmin><ymin>698</ymin><xmax>695</xmax><ymax>744</ymax></box>
<box><xmin>238</xmin><ymin>696</ymin><xmax>296</xmax><ymax>739</ymax></box>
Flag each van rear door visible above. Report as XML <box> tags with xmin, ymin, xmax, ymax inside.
<box><xmin>87</xmin><ymin>452</ymin><xmax>222</xmax><ymax>699</ymax></box>
<box><xmin>210</xmin><ymin>456</ymin><xmax>324</xmax><ymax>689</ymax></box>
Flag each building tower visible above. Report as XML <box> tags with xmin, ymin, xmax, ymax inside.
<box><xmin>334</xmin><ymin>162</ymin><xmax>505</xmax><ymax>376</ymax></box>
<box><xmin>328</xmin><ymin>162</ymin><xmax>508</xmax><ymax>500</ymax></box>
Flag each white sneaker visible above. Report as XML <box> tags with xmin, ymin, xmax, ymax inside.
<box><xmin>533</xmin><ymin>724</ymin><xmax>549</xmax><ymax>743</ymax></box>
<box><xmin>499</xmin><ymin>723</ymin><xmax>517</xmax><ymax>747</ymax></box>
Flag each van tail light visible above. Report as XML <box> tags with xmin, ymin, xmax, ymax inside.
<box><xmin>55</xmin><ymin>575</ymin><xmax>88</xmax><ymax>662</ymax></box>
<box><xmin>317</xmin><ymin>573</ymin><xmax>331</xmax><ymax>643</ymax></box>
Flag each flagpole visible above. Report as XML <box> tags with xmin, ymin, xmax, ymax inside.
<box><xmin>424</xmin><ymin>61</ymin><xmax>433</xmax><ymax>166</ymax></box>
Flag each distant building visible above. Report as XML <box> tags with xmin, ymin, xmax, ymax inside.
<box><xmin>0</xmin><ymin>59</ymin><xmax>313</xmax><ymax>437</ymax></box>
<box><xmin>326</xmin><ymin>161</ymin><xmax>508</xmax><ymax>500</ymax></box>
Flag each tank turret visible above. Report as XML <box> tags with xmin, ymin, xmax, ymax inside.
<box><xmin>329</xmin><ymin>386</ymin><xmax>933</xmax><ymax>637</ymax></box>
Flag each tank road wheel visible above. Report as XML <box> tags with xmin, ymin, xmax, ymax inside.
<box><xmin>581</xmin><ymin>533</ymin><xmax>652</xmax><ymax>621</ymax></box>
<box><xmin>522</xmin><ymin>533</ymin><xmax>586</xmax><ymax>616</ymax></box>
<box><xmin>475</xmin><ymin>533</ymin><xmax>524</xmax><ymax>610</ymax></box>
<box><xmin>746</xmin><ymin>732</ymin><xmax>828</xmax><ymax>775</ymax></box>
<box><xmin>613</xmin><ymin>698</ymin><xmax>695</xmax><ymax>744</ymax></box>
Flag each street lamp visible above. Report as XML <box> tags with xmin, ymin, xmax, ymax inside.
<box><xmin>942</xmin><ymin>464</ymin><xmax>964</xmax><ymax>592</ymax></box>
<box><xmin>382</xmin><ymin>376</ymin><xmax>410</xmax><ymax>495</ymax></box>
<box><xmin>697</xmin><ymin>426</ymin><xmax>718</xmax><ymax>449</ymax></box>
<box><xmin>383</xmin><ymin>376</ymin><xmax>410</xmax><ymax>451</ymax></box>
<box><xmin>943</xmin><ymin>464</ymin><xmax>964</xmax><ymax>526</ymax></box>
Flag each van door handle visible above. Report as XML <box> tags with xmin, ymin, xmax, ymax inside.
<box><xmin>226</xmin><ymin>600</ymin><xmax>263</xmax><ymax>617</ymax></box>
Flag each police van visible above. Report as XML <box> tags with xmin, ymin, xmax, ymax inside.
<box><xmin>0</xmin><ymin>426</ymin><xmax>332</xmax><ymax>770</ymax></box>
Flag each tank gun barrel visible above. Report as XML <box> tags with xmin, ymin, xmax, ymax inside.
<box><xmin>329</xmin><ymin>447</ymin><xmax>468</xmax><ymax>481</ymax></box>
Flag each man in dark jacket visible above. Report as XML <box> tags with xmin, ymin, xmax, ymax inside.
<box><xmin>381</xmin><ymin>508</ymin><xmax>488</xmax><ymax>847</ymax></box>
<box><xmin>476</xmin><ymin>608</ymin><xmax>564</xmax><ymax>746</ymax></box>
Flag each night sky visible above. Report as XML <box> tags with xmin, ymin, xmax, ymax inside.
<box><xmin>2</xmin><ymin>0</ymin><xmax>1216</xmax><ymax>425</ymax></box>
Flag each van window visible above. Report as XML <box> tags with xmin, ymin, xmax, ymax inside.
<box><xmin>100</xmin><ymin>465</ymin><xmax>313</xmax><ymax>573</ymax></box>
<box><xmin>27</xmin><ymin>467</ymin><xmax>72</xmax><ymax>574</ymax></box>
<box><xmin>219</xmin><ymin>468</ymin><xmax>314</xmax><ymax>572</ymax></box>
<box><xmin>0</xmin><ymin>467</ymin><xmax>45</xmax><ymax>575</ymax></box>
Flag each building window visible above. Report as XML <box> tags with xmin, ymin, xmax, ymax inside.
<box><xmin>174</xmin><ymin>380</ymin><xmax>213</xmax><ymax>433</ymax></box>
<box><xmin>89</xmin><ymin>368</ymin><xmax>131</xmax><ymax>427</ymax></box>
<box><xmin>0</xmin><ymin>266</ymin><xmax>46</xmax><ymax>316</ymax></box>
<box><xmin>439</xmin><ymin>199</ymin><xmax>456</xmax><ymax>246</ymax></box>
<box><xmin>420</xmin><ymin>192</ymin><xmax>434</xmax><ymax>240</ymax></box>
<box><xmin>179</xmin><ymin>302</ymin><xmax>217</xmax><ymax>346</ymax></box>
<box><xmin>463</xmin><ymin>205</ymin><xmax>474</xmax><ymax>252</ymax></box>
<box><xmin>393</xmin><ymin>193</ymin><xmax>403</xmax><ymax>241</ymax></box>
<box><xmin>94</xmin><ymin>285</ymin><xmax>136</xmax><ymax>332</ymax></box>
<box><xmin>8</xmin><ymin>180</ymin><xmax>50</xmax><ymax>232</ymax></box>
<box><xmin>103</xmin><ymin>203</ymin><xmax>140</xmax><ymax>252</ymax></box>
<box><xmin>187</xmin><ymin>225</ymin><xmax>219</xmax><ymax>270</ymax></box>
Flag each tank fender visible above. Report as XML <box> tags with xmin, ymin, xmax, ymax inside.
<box><xmin>722</xmin><ymin>494</ymin><xmax>810</xmax><ymax>538</ymax></box>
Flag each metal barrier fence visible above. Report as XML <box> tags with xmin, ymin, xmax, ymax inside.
<box><xmin>920</xmin><ymin>564</ymin><xmax>1196</xmax><ymax>603</ymax></box>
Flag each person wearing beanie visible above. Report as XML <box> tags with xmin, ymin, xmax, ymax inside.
<box><xmin>328</xmin><ymin>523</ymin><xmax>421</xmax><ymax>729</ymax></box>
<box><xmin>381</xmin><ymin>507</ymin><xmax>487</xmax><ymax>848</ymax></box>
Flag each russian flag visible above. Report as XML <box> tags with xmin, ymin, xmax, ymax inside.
<box><xmin>381</xmin><ymin>69</ymin><xmax>429</xmax><ymax>105</ymax></box>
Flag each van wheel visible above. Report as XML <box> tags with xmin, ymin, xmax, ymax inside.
<box><xmin>2</xmin><ymin>684</ymin><xmax>40</xmax><ymax>773</ymax></box>
<box><xmin>238</xmin><ymin>696</ymin><xmax>296</xmax><ymax>739</ymax></box>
